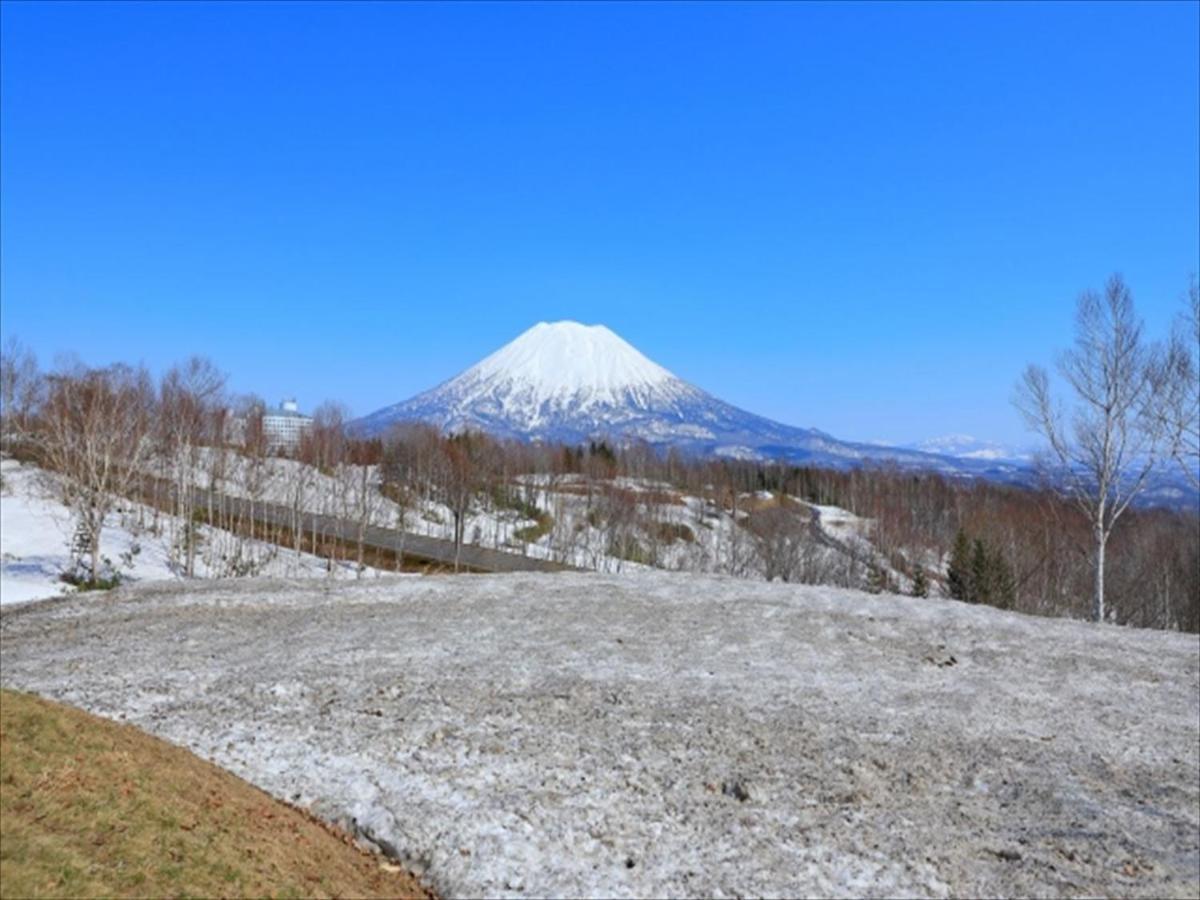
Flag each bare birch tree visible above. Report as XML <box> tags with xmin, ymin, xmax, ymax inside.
<box><xmin>1160</xmin><ymin>278</ymin><xmax>1199</xmax><ymax>489</ymax></box>
<box><xmin>40</xmin><ymin>364</ymin><xmax>156</xmax><ymax>584</ymax></box>
<box><xmin>1015</xmin><ymin>274</ymin><xmax>1168</xmax><ymax>623</ymax></box>
<box><xmin>159</xmin><ymin>357</ymin><xmax>226</xmax><ymax>576</ymax></box>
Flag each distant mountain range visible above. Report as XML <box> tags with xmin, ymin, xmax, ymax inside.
<box><xmin>353</xmin><ymin>321</ymin><xmax>1030</xmax><ymax>480</ymax></box>
<box><xmin>903</xmin><ymin>434</ymin><xmax>1031</xmax><ymax>463</ymax></box>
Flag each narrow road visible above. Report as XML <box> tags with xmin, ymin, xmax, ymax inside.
<box><xmin>139</xmin><ymin>477</ymin><xmax>577</xmax><ymax>574</ymax></box>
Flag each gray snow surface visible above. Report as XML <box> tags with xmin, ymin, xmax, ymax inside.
<box><xmin>1</xmin><ymin>572</ymin><xmax>1198</xmax><ymax>898</ymax></box>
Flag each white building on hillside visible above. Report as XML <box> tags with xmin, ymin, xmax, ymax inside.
<box><xmin>263</xmin><ymin>398</ymin><xmax>312</xmax><ymax>451</ymax></box>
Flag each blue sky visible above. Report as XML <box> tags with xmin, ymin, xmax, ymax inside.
<box><xmin>2</xmin><ymin>1</ymin><xmax>1197</xmax><ymax>446</ymax></box>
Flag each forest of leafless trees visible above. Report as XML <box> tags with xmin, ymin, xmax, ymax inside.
<box><xmin>1</xmin><ymin>278</ymin><xmax>1196</xmax><ymax>630</ymax></box>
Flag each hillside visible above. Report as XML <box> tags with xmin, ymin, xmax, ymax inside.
<box><xmin>0</xmin><ymin>453</ymin><xmax>893</xmax><ymax>596</ymax></box>
<box><xmin>0</xmin><ymin>457</ymin><xmax>392</xmax><ymax>606</ymax></box>
<box><xmin>0</xmin><ymin>688</ymin><xmax>430</xmax><ymax>899</ymax></box>
<box><xmin>2</xmin><ymin>573</ymin><xmax>1197</xmax><ymax>898</ymax></box>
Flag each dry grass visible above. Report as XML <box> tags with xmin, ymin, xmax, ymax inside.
<box><xmin>739</xmin><ymin>492</ymin><xmax>789</xmax><ymax>513</ymax></box>
<box><xmin>0</xmin><ymin>689</ymin><xmax>432</xmax><ymax>899</ymax></box>
<box><xmin>553</xmin><ymin>483</ymin><xmax>687</xmax><ymax>506</ymax></box>
<box><xmin>513</xmin><ymin>512</ymin><xmax>555</xmax><ymax>544</ymax></box>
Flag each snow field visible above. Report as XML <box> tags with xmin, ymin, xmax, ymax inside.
<box><xmin>2</xmin><ymin>571</ymin><xmax>1196</xmax><ymax>898</ymax></box>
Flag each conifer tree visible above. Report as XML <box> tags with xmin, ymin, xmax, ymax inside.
<box><xmin>970</xmin><ymin>539</ymin><xmax>992</xmax><ymax>605</ymax></box>
<box><xmin>990</xmin><ymin>547</ymin><xmax>1017</xmax><ymax>610</ymax></box>
<box><xmin>866</xmin><ymin>563</ymin><xmax>888</xmax><ymax>594</ymax></box>
<box><xmin>911</xmin><ymin>564</ymin><xmax>929</xmax><ymax>598</ymax></box>
<box><xmin>957</xmin><ymin>536</ymin><xmax>1018</xmax><ymax>610</ymax></box>
<box><xmin>947</xmin><ymin>530</ymin><xmax>973</xmax><ymax>601</ymax></box>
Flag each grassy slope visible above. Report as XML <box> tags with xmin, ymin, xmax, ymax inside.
<box><xmin>0</xmin><ymin>689</ymin><xmax>431</xmax><ymax>899</ymax></box>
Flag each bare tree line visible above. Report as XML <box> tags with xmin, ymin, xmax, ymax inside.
<box><xmin>0</xmin><ymin>348</ymin><xmax>395</xmax><ymax>583</ymax></box>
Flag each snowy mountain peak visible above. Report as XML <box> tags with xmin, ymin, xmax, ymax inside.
<box><xmin>469</xmin><ymin>321</ymin><xmax>677</xmax><ymax>402</ymax></box>
<box><xmin>353</xmin><ymin>321</ymin><xmax>713</xmax><ymax>439</ymax></box>
<box><xmin>352</xmin><ymin>323</ymin><xmax>1032</xmax><ymax>480</ymax></box>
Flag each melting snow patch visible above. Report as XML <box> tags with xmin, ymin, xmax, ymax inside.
<box><xmin>1</xmin><ymin>571</ymin><xmax>1197</xmax><ymax>899</ymax></box>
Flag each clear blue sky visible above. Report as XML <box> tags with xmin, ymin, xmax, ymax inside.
<box><xmin>2</xmin><ymin>1</ymin><xmax>1197</xmax><ymax>446</ymax></box>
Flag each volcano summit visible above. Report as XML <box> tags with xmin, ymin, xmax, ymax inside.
<box><xmin>354</xmin><ymin>321</ymin><xmax>1009</xmax><ymax>473</ymax></box>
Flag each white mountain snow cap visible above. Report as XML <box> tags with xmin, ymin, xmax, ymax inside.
<box><xmin>466</xmin><ymin>321</ymin><xmax>679</xmax><ymax>401</ymax></box>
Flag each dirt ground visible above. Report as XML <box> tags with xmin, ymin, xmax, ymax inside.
<box><xmin>1</xmin><ymin>572</ymin><xmax>1197</xmax><ymax>898</ymax></box>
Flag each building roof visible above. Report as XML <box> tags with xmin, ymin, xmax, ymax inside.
<box><xmin>263</xmin><ymin>407</ymin><xmax>312</xmax><ymax>420</ymax></box>
<box><xmin>264</xmin><ymin>398</ymin><xmax>312</xmax><ymax>420</ymax></box>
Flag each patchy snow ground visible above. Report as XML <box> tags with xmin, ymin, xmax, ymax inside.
<box><xmin>1</xmin><ymin>461</ymin><xmax>77</xmax><ymax>604</ymax></box>
<box><xmin>810</xmin><ymin>502</ymin><xmax>873</xmax><ymax>544</ymax></box>
<box><xmin>2</xmin><ymin>572</ymin><xmax>1197</xmax><ymax>898</ymax></box>
<box><xmin>183</xmin><ymin>449</ymin><xmax>885</xmax><ymax>583</ymax></box>
<box><xmin>0</xmin><ymin>457</ymin><xmax>389</xmax><ymax>606</ymax></box>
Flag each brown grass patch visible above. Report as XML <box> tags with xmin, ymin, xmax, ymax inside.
<box><xmin>553</xmin><ymin>483</ymin><xmax>686</xmax><ymax>506</ymax></box>
<box><xmin>0</xmin><ymin>689</ymin><xmax>433</xmax><ymax>899</ymax></box>
<box><xmin>739</xmin><ymin>492</ymin><xmax>807</xmax><ymax>514</ymax></box>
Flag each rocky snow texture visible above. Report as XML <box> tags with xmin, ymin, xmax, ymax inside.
<box><xmin>354</xmin><ymin>322</ymin><xmax>1021</xmax><ymax>477</ymax></box>
<box><xmin>2</xmin><ymin>573</ymin><xmax>1197</xmax><ymax>898</ymax></box>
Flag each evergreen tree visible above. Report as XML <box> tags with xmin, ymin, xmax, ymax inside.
<box><xmin>866</xmin><ymin>563</ymin><xmax>888</xmax><ymax>594</ymax></box>
<box><xmin>990</xmin><ymin>548</ymin><xmax>1017</xmax><ymax>610</ymax></box>
<box><xmin>947</xmin><ymin>530</ymin><xmax>973</xmax><ymax>601</ymax></box>
<box><xmin>961</xmin><ymin>537</ymin><xmax>1018</xmax><ymax>610</ymax></box>
<box><xmin>970</xmin><ymin>539</ymin><xmax>992</xmax><ymax>605</ymax></box>
<box><xmin>911</xmin><ymin>564</ymin><xmax>929</xmax><ymax>598</ymax></box>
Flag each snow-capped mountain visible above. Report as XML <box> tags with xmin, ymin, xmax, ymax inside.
<box><xmin>354</xmin><ymin>321</ymin><xmax>1022</xmax><ymax>475</ymax></box>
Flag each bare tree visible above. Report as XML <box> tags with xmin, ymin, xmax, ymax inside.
<box><xmin>1015</xmin><ymin>275</ymin><xmax>1168</xmax><ymax>622</ymax></box>
<box><xmin>0</xmin><ymin>337</ymin><xmax>43</xmax><ymax>453</ymax></box>
<box><xmin>381</xmin><ymin>423</ymin><xmax>438</xmax><ymax>568</ymax></box>
<box><xmin>307</xmin><ymin>401</ymin><xmax>352</xmax><ymax>573</ymax></box>
<box><xmin>1160</xmin><ymin>277</ymin><xmax>1199</xmax><ymax>489</ymax></box>
<box><xmin>339</xmin><ymin>438</ymin><xmax>383</xmax><ymax>578</ymax></box>
<box><xmin>439</xmin><ymin>432</ymin><xmax>485</xmax><ymax>570</ymax></box>
<box><xmin>159</xmin><ymin>357</ymin><xmax>227</xmax><ymax>576</ymax></box>
<box><xmin>747</xmin><ymin>503</ymin><xmax>809</xmax><ymax>582</ymax></box>
<box><xmin>40</xmin><ymin>364</ymin><xmax>156</xmax><ymax>584</ymax></box>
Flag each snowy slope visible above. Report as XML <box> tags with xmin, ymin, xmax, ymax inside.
<box><xmin>355</xmin><ymin>322</ymin><xmax>1017</xmax><ymax>476</ymax></box>
<box><xmin>3</xmin><ymin>572</ymin><xmax>1197</xmax><ymax>898</ymax></box>
<box><xmin>0</xmin><ymin>458</ymin><xmax>390</xmax><ymax>605</ymax></box>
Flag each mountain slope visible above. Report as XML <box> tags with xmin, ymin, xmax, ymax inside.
<box><xmin>354</xmin><ymin>322</ymin><xmax>1018</xmax><ymax>474</ymax></box>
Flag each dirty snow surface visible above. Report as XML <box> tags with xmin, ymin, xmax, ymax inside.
<box><xmin>2</xmin><ymin>573</ymin><xmax>1198</xmax><ymax>899</ymax></box>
